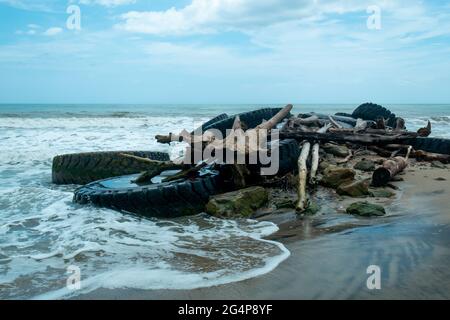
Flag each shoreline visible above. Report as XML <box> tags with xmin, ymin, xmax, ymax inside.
<box><xmin>75</xmin><ymin>162</ymin><xmax>450</xmax><ymax>300</ymax></box>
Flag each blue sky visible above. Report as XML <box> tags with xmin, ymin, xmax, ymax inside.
<box><xmin>0</xmin><ymin>0</ymin><xmax>450</xmax><ymax>104</ymax></box>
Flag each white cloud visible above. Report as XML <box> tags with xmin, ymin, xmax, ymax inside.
<box><xmin>78</xmin><ymin>0</ymin><xmax>136</xmax><ymax>7</ymax></box>
<box><xmin>27</xmin><ymin>24</ymin><xmax>41</xmax><ymax>29</ymax></box>
<box><xmin>116</xmin><ymin>0</ymin><xmax>390</xmax><ymax>35</ymax></box>
<box><xmin>0</xmin><ymin>0</ymin><xmax>57</xmax><ymax>12</ymax></box>
<box><xmin>43</xmin><ymin>27</ymin><xmax>63</xmax><ymax>36</ymax></box>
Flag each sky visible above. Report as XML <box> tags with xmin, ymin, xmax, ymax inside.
<box><xmin>0</xmin><ymin>0</ymin><xmax>450</xmax><ymax>104</ymax></box>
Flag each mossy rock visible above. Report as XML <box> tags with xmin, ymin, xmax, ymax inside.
<box><xmin>321</xmin><ymin>167</ymin><xmax>356</xmax><ymax>189</ymax></box>
<box><xmin>205</xmin><ymin>186</ymin><xmax>269</xmax><ymax>218</ymax></box>
<box><xmin>369</xmin><ymin>189</ymin><xmax>395</xmax><ymax>198</ymax></box>
<box><xmin>322</xmin><ymin>143</ymin><xmax>350</xmax><ymax>158</ymax></box>
<box><xmin>354</xmin><ymin>160</ymin><xmax>376</xmax><ymax>172</ymax></box>
<box><xmin>346</xmin><ymin>201</ymin><xmax>386</xmax><ymax>217</ymax></box>
<box><xmin>337</xmin><ymin>179</ymin><xmax>370</xmax><ymax>197</ymax></box>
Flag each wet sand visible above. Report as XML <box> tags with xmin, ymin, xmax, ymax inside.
<box><xmin>78</xmin><ymin>162</ymin><xmax>450</xmax><ymax>300</ymax></box>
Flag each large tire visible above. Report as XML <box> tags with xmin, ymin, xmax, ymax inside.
<box><xmin>52</xmin><ymin>151</ymin><xmax>170</xmax><ymax>185</ymax></box>
<box><xmin>202</xmin><ymin>108</ymin><xmax>286</xmax><ymax>135</ymax></box>
<box><xmin>73</xmin><ymin>139</ymin><xmax>300</xmax><ymax>218</ymax></box>
<box><xmin>404</xmin><ymin>137</ymin><xmax>450</xmax><ymax>155</ymax></box>
<box><xmin>73</xmin><ymin>172</ymin><xmax>226</xmax><ymax>218</ymax></box>
<box><xmin>352</xmin><ymin>103</ymin><xmax>397</xmax><ymax>127</ymax></box>
<box><xmin>195</xmin><ymin>113</ymin><xmax>229</xmax><ymax>132</ymax></box>
<box><xmin>251</xmin><ymin>139</ymin><xmax>300</xmax><ymax>176</ymax></box>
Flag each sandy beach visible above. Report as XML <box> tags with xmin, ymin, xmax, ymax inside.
<box><xmin>76</xmin><ymin>161</ymin><xmax>450</xmax><ymax>300</ymax></box>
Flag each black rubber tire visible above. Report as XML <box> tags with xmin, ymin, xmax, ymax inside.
<box><xmin>404</xmin><ymin>137</ymin><xmax>450</xmax><ymax>155</ymax></box>
<box><xmin>261</xmin><ymin>139</ymin><xmax>300</xmax><ymax>176</ymax></box>
<box><xmin>195</xmin><ymin>113</ymin><xmax>229</xmax><ymax>132</ymax></box>
<box><xmin>73</xmin><ymin>173</ymin><xmax>226</xmax><ymax>218</ymax></box>
<box><xmin>72</xmin><ymin>139</ymin><xmax>299</xmax><ymax>218</ymax></box>
<box><xmin>52</xmin><ymin>151</ymin><xmax>171</xmax><ymax>185</ymax></box>
<box><xmin>202</xmin><ymin>108</ymin><xmax>286</xmax><ymax>135</ymax></box>
<box><xmin>352</xmin><ymin>103</ymin><xmax>397</xmax><ymax>127</ymax></box>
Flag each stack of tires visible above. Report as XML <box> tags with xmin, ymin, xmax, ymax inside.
<box><xmin>53</xmin><ymin>108</ymin><xmax>298</xmax><ymax>218</ymax></box>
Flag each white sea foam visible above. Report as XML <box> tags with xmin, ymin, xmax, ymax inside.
<box><xmin>0</xmin><ymin>114</ymin><xmax>289</xmax><ymax>299</ymax></box>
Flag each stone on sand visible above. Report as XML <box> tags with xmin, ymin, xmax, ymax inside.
<box><xmin>369</xmin><ymin>188</ymin><xmax>395</xmax><ymax>198</ymax></box>
<box><xmin>321</xmin><ymin>167</ymin><xmax>355</xmax><ymax>189</ymax></box>
<box><xmin>346</xmin><ymin>201</ymin><xmax>386</xmax><ymax>217</ymax></box>
<box><xmin>337</xmin><ymin>179</ymin><xmax>370</xmax><ymax>197</ymax></box>
<box><xmin>322</xmin><ymin>143</ymin><xmax>350</xmax><ymax>158</ymax></box>
<box><xmin>354</xmin><ymin>160</ymin><xmax>376</xmax><ymax>172</ymax></box>
<box><xmin>205</xmin><ymin>186</ymin><xmax>268</xmax><ymax>218</ymax></box>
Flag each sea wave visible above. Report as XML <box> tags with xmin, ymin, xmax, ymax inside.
<box><xmin>0</xmin><ymin>114</ymin><xmax>290</xmax><ymax>299</ymax></box>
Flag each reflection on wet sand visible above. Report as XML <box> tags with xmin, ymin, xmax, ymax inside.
<box><xmin>78</xmin><ymin>162</ymin><xmax>450</xmax><ymax>300</ymax></box>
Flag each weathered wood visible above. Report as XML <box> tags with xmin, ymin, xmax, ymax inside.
<box><xmin>155</xmin><ymin>133</ymin><xmax>181</xmax><ymax>144</ymax></box>
<box><xmin>354</xmin><ymin>118</ymin><xmax>368</xmax><ymax>132</ymax></box>
<box><xmin>329</xmin><ymin>116</ymin><xmax>343</xmax><ymax>129</ymax></box>
<box><xmin>257</xmin><ymin>104</ymin><xmax>293</xmax><ymax>130</ymax></box>
<box><xmin>417</xmin><ymin>120</ymin><xmax>432</xmax><ymax>137</ymax></box>
<box><xmin>412</xmin><ymin>150</ymin><xmax>450</xmax><ymax>163</ymax></box>
<box><xmin>300</xmin><ymin>113</ymin><xmax>358</xmax><ymax>126</ymax></box>
<box><xmin>207</xmin><ymin>104</ymin><xmax>293</xmax><ymax>156</ymax></box>
<box><xmin>296</xmin><ymin>142</ymin><xmax>311</xmax><ymax>212</ymax></box>
<box><xmin>162</xmin><ymin>162</ymin><xmax>208</xmax><ymax>183</ymax></box>
<box><xmin>119</xmin><ymin>153</ymin><xmax>184</xmax><ymax>183</ymax></box>
<box><xmin>376</xmin><ymin>118</ymin><xmax>387</xmax><ymax>130</ymax></box>
<box><xmin>382</xmin><ymin>144</ymin><xmax>450</xmax><ymax>163</ymax></box>
<box><xmin>336</xmin><ymin>150</ymin><xmax>353</xmax><ymax>164</ymax></box>
<box><xmin>280</xmin><ymin>129</ymin><xmax>418</xmax><ymax>145</ymax></box>
<box><xmin>368</xmin><ymin>146</ymin><xmax>392</xmax><ymax>157</ymax></box>
<box><xmin>291</xmin><ymin>115</ymin><xmax>322</xmax><ymax>127</ymax></box>
<box><xmin>394</xmin><ymin>118</ymin><xmax>406</xmax><ymax>131</ymax></box>
<box><xmin>309</xmin><ymin>143</ymin><xmax>320</xmax><ymax>185</ymax></box>
<box><xmin>372</xmin><ymin>146</ymin><xmax>412</xmax><ymax>187</ymax></box>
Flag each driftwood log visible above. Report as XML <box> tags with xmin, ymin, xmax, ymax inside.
<box><xmin>372</xmin><ymin>146</ymin><xmax>412</xmax><ymax>187</ymax></box>
<box><xmin>296</xmin><ymin>142</ymin><xmax>311</xmax><ymax>212</ymax></box>
<box><xmin>309</xmin><ymin>143</ymin><xmax>320</xmax><ymax>185</ymax></box>
<box><xmin>378</xmin><ymin>144</ymin><xmax>450</xmax><ymax>163</ymax></box>
<box><xmin>280</xmin><ymin>130</ymin><xmax>418</xmax><ymax>145</ymax></box>
<box><xmin>119</xmin><ymin>153</ymin><xmax>184</xmax><ymax>183</ymax></box>
<box><xmin>417</xmin><ymin>121</ymin><xmax>432</xmax><ymax>137</ymax></box>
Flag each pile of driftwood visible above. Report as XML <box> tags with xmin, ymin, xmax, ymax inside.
<box><xmin>146</xmin><ymin>104</ymin><xmax>448</xmax><ymax>214</ymax></box>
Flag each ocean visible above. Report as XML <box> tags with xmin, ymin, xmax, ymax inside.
<box><xmin>0</xmin><ymin>104</ymin><xmax>448</xmax><ymax>299</ymax></box>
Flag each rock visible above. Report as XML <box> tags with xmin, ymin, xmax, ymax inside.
<box><xmin>369</xmin><ymin>188</ymin><xmax>395</xmax><ymax>198</ymax></box>
<box><xmin>337</xmin><ymin>179</ymin><xmax>370</xmax><ymax>197</ymax></box>
<box><xmin>321</xmin><ymin>167</ymin><xmax>355</xmax><ymax>189</ymax></box>
<box><xmin>319</xmin><ymin>161</ymin><xmax>332</xmax><ymax>172</ymax></box>
<box><xmin>205</xmin><ymin>187</ymin><xmax>269</xmax><ymax>218</ymax></box>
<box><xmin>431</xmin><ymin>161</ymin><xmax>446</xmax><ymax>169</ymax></box>
<box><xmin>355</xmin><ymin>150</ymin><xmax>377</xmax><ymax>157</ymax></box>
<box><xmin>435</xmin><ymin>177</ymin><xmax>447</xmax><ymax>181</ymax></box>
<box><xmin>303</xmin><ymin>201</ymin><xmax>320</xmax><ymax>215</ymax></box>
<box><xmin>354</xmin><ymin>160</ymin><xmax>376</xmax><ymax>172</ymax></box>
<box><xmin>346</xmin><ymin>201</ymin><xmax>386</xmax><ymax>217</ymax></box>
<box><xmin>322</xmin><ymin>143</ymin><xmax>350</xmax><ymax>158</ymax></box>
<box><xmin>273</xmin><ymin>196</ymin><xmax>296</xmax><ymax>209</ymax></box>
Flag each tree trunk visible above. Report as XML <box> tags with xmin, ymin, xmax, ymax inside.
<box><xmin>280</xmin><ymin>130</ymin><xmax>418</xmax><ymax>145</ymax></box>
<box><xmin>296</xmin><ymin>142</ymin><xmax>311</xmax><ymax>212</ymax></box>
<box><xmin>309</xmin><ymin>143</ymin><xmax>320</xmax><ymax>184</ymax></box>
<box><xmin>372</xmin><ymin>147</ymin><xmax>412</xmax><ymax>187</ymax></box>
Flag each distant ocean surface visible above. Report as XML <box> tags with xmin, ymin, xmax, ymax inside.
<box><xmin>0</xmin><ymin>104</ymin><xmax>448</xmax><ymax>299</ymax></box>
